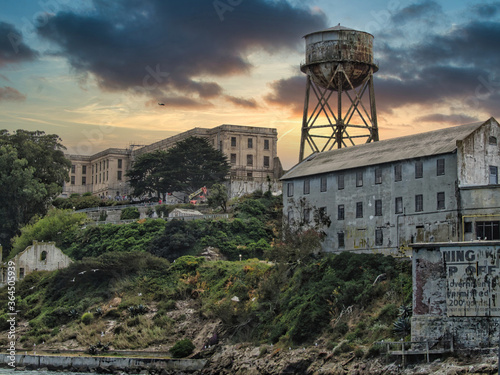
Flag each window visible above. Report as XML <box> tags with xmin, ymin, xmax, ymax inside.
<box><xmin>287</xmin><ymin>182</ymin><xmax>294</xmax><ymax>197</ymax></box>
<box><xmin>263</xmin><ymin>156</ymin><xmax>270</xmax><ymax>168</ymax></box>
<box><xmin>437</xmin><ymin>192</ymin><xmax>445</xmax><ymax>210</ymax></box>
<box><xmin>415</xmin><ymin>161</ymin><xmax>423</xmax><ymax>179</ymax></box>
<box><xmin>375</xmin><ymin>168</ymin><xmax>382</xmax><ymax>184</ymax></box>
<box><xmin>99</xmin><ymin>174</ymin><xmax>102</xmax><ymax>183</ymax></box>
<box><xmin>415</xmin><ymin>194</ymin><xmax>423</xmax><ymax>212</ymax></box>
<box><xmin>247</xmin><ymin>154</ymin><xmax>253</xmax><ymax>166</ymax></box>
<box><xmin>338</xmin><ymin>232</ymin><xmax>345</xmax><ymax>248</ymax></box>
<box><xmin>118</xmin><ymin>159</ymin><xmax>122</xmax><ymax>169</ymax></box>
<box><xmin>356</xmin><ymin>171</ymin><xmax>363</xmax><ymax>187</ymax></box>
<box><xmin>375</xmin><ymin>199</ymin><xmax>382</xmax><ymax>216</ymax></box>
<box><xmin>490</xmin><ymin>166</ymin><xmax>498</xmax><ymax>184</ymax></box>
<box><xmin>437</xmin><ymin>159</ymin><xmax>445</xmax><ymax>176</ymax></box>
<box><xmin>303</xmin><ymin>179</ymin><xmax>310</xmax><ymax>195</ymax></box>
<box><xmin>92</xmin><ymin>165</ymin><xmax>94</xmax><ymax>174</ymax></box>
<box><xmin>82</xmin><ymin>165</ymin><xmax>87</xmax><ymax>174</ymax></box>
<box><xmin>91</xmin><ymin>176</ymin><xmax>93</xmax><ymax>184</ymax></box>
<box><xmin>477</xmin><ymin>221</ymin><xmax>500</xmax><ymax>240</ymax></box>
<box><xmin>395</xmin><ymin>197</ymin><xmax>403</xmax><ymax>214</ymax></box>
<box><xmin>375</xmin><ymin>229</ymin><xmax>383</xmax><ymax>246</ymax></box>
<box><xmin>303</xmin><ymin>208</ymin><xmax>311</xmax><ymax>223</ymax></box>
<box><xmin>356</xmin><ymin>202</ymin><xmax>363</xmax><ymax>218</ymax></box>
<box><xmin>248</xmin><ymin>138</ymin><xmax>253</xmax><ymax>148</ymax></box>
<box><xmin>40</xmin><ymin>251</ymin><xmax>47</xmax><ymax>261</ymax></box>
<box><xmin>117</xmin><ymin>171</ymin><xmax>122</xmax><ymax>181</ymax></box>
<box><xmin>394</xmin><ymin>164</ymin><xmax>402</xmax><ymax>182</ymax></box>
<box><xmin>71</xmin><ymin>165</ymin><xmax>75</xmax><ymax>174</ymax></box>
<box><xmin>231</xmin><ymin>137</ymin><xmax>236</xmax><ymax>147</ymax></box>
<box><xmin>82</xmin><ymin>176</ymin><xmax>86</xmax><ymax>185</ymax></box>
<box><xmin>107</xmin><ymin>159</ymin><xmax>109</xmax><ymax>169</ymax></box>
<box><xmin>19</xmin><ymin>268</ymin><xmax>24</xmax><ymax>279</ymax></box>
<box><xmin>338</xmin><ymin>174</ymin><xmax>344</xmax><ymax>190</ymax></box>
<box><xmin>338</xmin><ymin>205</ymin><xmax>345</xmax><ymax>220</ymax></box>
<box><xmin>489</xmin><ymin>136</ymin><xmax>497</xmax><ymax>145</ymax></box>
<box><xmin>70</xmin><ymin>176</ymin><xmax>75</xmax><ymax>185</ymax></box>
<box><xmin>320</xmin><ymin>176</ymin><xmax>327</xmax><ymax>192</ymax></box>
<box><xmin>106</xmin><ymin>171</ymin><xmax>108</xmax><ymax>181</ymax></box>
<box><xmin>264</xmin><ymin>139</ymin><xmax>270</xmax><ymax>150</ymax></box>
<box><xmin>99</xmin><ymin>162</ymin><xmax>102</xmax><ymax>171</ymax></box>
<box><xmin>464</xmin><ymin>222</ymin><xmax>473</xmax><ymax>233</ymax></box>
<box><xmin>230</xmin><ymin>153</ymin><xmax>237</xmax><ymax>164</ymax></box>
<box><xmin>247</xmin><ymin>172</ymin><xmax>253</xmax><ymax>178</ymax></box>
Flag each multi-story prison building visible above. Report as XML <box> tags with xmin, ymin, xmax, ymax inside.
<box><xmin>63</xmin><ymin>124</ymin><xmax>282</xmax><ymax>198</ymax></box>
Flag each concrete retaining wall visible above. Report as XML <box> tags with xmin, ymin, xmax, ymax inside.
<box><xmin>0</xmin><ymin>353</ymin><xmax>206</xmax><ymax>373</ymax></box>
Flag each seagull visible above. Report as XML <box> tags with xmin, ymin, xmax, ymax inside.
<box><xmin>91</xmin><ymin>269</ymin><xmax>99</xmax><ymax>272</ymax></box>
<box><xmin>29</xmin><ymin>286</ymin><xmax>35</xmax><ymax>290</ymax></box>
<box><xmin>138</xmin><ymin>293</ymin><xmax>142</xmax><ymax>296</ymax></box>
<box><xmin>70</xmin><ymin>278</ymin><xmax>75</xmax><ymax>282</ymax></box>
<box><xmin>78</xmin><ymin>271</ymin><xmax>86</xmax><ymax>275</ymax></box>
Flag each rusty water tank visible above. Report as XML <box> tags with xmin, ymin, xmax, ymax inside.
<box><xmin>300</xmin><ymin>24</ymin><xmax>378</xmax><ymax>91</ymax></box>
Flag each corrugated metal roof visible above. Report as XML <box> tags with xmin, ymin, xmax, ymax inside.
<box><xmin>282</xmin><ymin>120</ymin><xmax>488</xmax><ymax>180</ymax></box>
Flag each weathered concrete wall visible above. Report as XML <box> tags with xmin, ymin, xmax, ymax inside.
<box><xmin>226</xmin><ymin>179</ymin><xmax>282</xmax><ymax>198</ymax></box>
<box><xmin>411</xmin><ymin>242</ymin><xmax>500</xmax><ymax>348</ymax></box>
<box><xmin>11</xmin><ymin>241</ymin><xmax>72</xmax><ymax>281</ymax></box>
<box><xmin>0</xmin><ymin>353</ymin><xmax>206</xmax><ymax>372</ymax></box>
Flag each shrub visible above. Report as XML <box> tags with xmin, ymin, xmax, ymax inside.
<box><xmin>120</xmin><ymin>207</ymin><xmax>140</xmax><ymax>220</ymax></box>
<box><xmin>170</xmin><ymin>339</ymin><xmax>195</xmax><ymax>358</ymax></box>
<box><xmin>81</xmin><ymin>312</ymin><xmax>94</xmax><ymax>325</ymax></box>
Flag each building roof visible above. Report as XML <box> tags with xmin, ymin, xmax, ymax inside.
<box><xmin>282</xmin><ymin>119</ymin><xmax>490</xmax><ymax>180</ymax></box>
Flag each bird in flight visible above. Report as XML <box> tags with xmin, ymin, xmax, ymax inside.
<box><xmin>158</xmin><ymin>103</ymin><xmax>165</xmax><ymax>106</ymax></box>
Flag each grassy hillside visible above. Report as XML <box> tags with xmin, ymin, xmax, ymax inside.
<box><xmin>0</xmin><ymin>191</ymin><xmax>412</xmax><ymax>357</ymax></box>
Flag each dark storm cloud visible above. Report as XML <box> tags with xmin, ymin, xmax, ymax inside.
<box><xmin>264</xmin><ymin>75</ymin><xmax>306</xmax><ymax>114</ymax></box>
<box><xmin>470</xmin><ymin>2</ymin><xmax>500</xmax><ymax>18</ymax></box>
<box><xmin>36</xmin><ymin>0</ymin><xmax>327</xmax><ymax>103</ymax></box>
<box><xmin>225</xmin><ymin>95</ymin><xmax>258</xmax><ymax>108</ymax></box>
<box><xmin>390</xmin><ymin>0</ymin><xmax>443</xmax><ymax>25</ymax></box>
<box><xmin>0</xmin><ymin>22</ymin><xmax>38</xmax><ymax>66</ymax></box>
<box><xmin>0</xmin><ymin>86</ymin><xmax>26</xmax><ymax>101</ymax></box>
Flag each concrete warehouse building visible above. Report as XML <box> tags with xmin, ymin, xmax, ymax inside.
<box><xmin>63</xmin><ymin>124</ymin><xmax>282</xmax><ymax>199</ymax></box>
<box><xmin>281</xmin><ymin>117</ymin><xmax>500</xmax><ymax>256</ymax></box>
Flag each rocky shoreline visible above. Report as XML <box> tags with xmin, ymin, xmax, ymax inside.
<box><xmin>3</xmin><ymin>346</ymin><xmax>498</xmax><ymax>375</ymax></box>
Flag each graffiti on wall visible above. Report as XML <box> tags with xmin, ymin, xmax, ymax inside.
<box><xmin>444</xmin><ymin>247</ymin><xmax>500</xmax><ymax>317</ymax></box>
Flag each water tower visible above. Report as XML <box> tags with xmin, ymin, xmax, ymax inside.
<box><xmin>299</xmin><ymin>25</ymin><xmax>379</xmax><ymax>161</ymax></box>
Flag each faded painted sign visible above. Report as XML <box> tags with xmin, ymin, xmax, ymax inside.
<box><xmin>444</xmin><ymin>247</ymin><xmax>500</xmax><ymax>316</ymax></box>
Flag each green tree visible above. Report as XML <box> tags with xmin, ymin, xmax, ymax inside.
<box><xmin>166</xmin><ymin>137</ymin><xmax>230</xmax><ymax>194</ymax></box>
<box><xmin>207</xmin><ymin>183</ymin><xmax>229</xmax><ymax>212</ymax></box>
<box><xmin>0</xmin><ymin>130</ymin><xmax>71</xmax><ymax>252</ymax></box>
<box><xmin>126</xmin><ymin>150</ymin><xmax>170</xmax><ymax>201</ymax></box>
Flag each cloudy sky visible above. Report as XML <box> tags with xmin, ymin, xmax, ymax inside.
<box><xmin>0</xmin><ymin>0</ymin><xmax>499</xmax><ymax>168</ymax></box>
